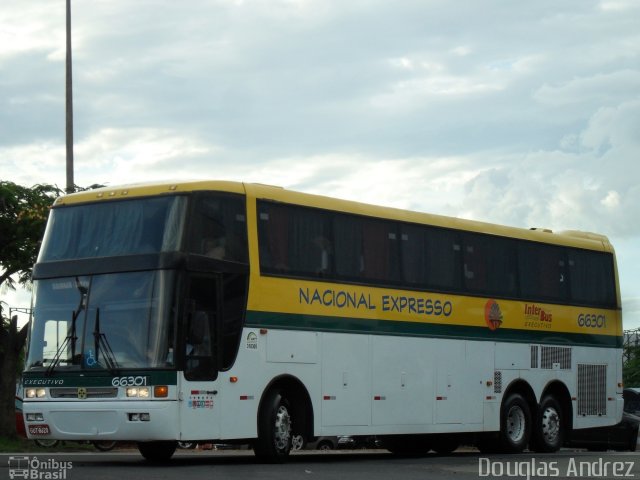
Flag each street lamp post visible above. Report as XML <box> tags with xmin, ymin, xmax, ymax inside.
<box><xmin>65</xmin><ymin>0</ymin><xmax>74</xmax><ymax>194</ymax></box>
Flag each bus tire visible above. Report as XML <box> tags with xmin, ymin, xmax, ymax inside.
<box><xmin>254</xmin><ymin>389</ymin><xmax>293</xmax><ymax>463</ymax></box>
<box><xmin>498</xmin><ymin>393</ymin><xmax>531</xmax><ymax>453</ymax></box>
<box><xmin>476</xmin><ymin>435</ymin><xmax>500</xmax><ymax>454</ymax></box>
<box><xmin>34</xmin><ymin>439</ymin><xmax>60</xmax><ymax>448</ymax></box>
<box><xmin>531</xmin><ymin>395</ymin><xmax>563</xmax><ymax>453</ymax></box>
<box><xmin>137</xmin><ymin>441</ymin><xmax>177</xmax><ymax>462</ymax></box>
<box><xmin>93</xmin><ymin>440</ymin><xmax>117</xmax><ymax>452</ymax></box>
<box><xmin>316</xmin><ymin>440</ymin><xmax>334</xmax><ymax>450</ymax></box>
<box><xmin>432</xmin><ymin>436</ymin><xmax>459</xmax><ymax>455</ymax></box>
<box><xmin>384</xmin><ymin>436</ymin><xmax>431</xmax><ymax>457</ymax></box>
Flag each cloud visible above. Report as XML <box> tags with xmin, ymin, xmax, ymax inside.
<box><xmin>2</xmin><ymin>0</ymin><xmax>640</xmax><ymax>328</ymax></box>
<box><xmin>534</xmin><ymin>71</ymin><xmax>640</xmax><ymax>108</ymax></box>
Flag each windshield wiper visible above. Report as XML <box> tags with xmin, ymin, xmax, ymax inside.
<box><xmin>93</xmin><ymin>307</ymin><xmax>119</xmax><ymax>373</ymax></box>
<box><xmin>46</xmin><ymin>278</ymin><xmax>87</xmax><ymax>376</ymax></box>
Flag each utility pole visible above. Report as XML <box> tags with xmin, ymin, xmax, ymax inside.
<box><xmin>65</xmin><ymin>0</ymin><xmax>75</xmax><ymax>194</ymax></box>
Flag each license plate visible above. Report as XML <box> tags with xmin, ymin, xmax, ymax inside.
<box><xmin>28</xmin><ymin>424</ymin><xmax>51</xmax><ymax>436</ymax></box>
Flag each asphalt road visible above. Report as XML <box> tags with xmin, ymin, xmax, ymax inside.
<box><xmin>2</xmin><ymin>449</ymin><xmax>640</xmax><ymax>480</ymax></box>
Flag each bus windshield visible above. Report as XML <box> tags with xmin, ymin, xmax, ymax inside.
<box><xmin>26</xmin><ymin>271</ymin><xmax>176</xmax><ymax>371</ymax></box>
<box><xmin>38</xmin><ymin>196</ymin><xmax>187</xmax><ymax>261</ymax></box>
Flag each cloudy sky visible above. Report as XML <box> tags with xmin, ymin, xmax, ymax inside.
<box><xmin>1</xmin><ymin>0</ymin><xmax>639</xmax><ymax>329</ymax></box>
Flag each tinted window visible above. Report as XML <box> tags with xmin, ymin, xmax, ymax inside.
<box><xmin>333</xmin><ymin>214</ymin><xmax>362</xmax><ymax>280</ymax></box>
<box><xmin>39</xmin><ymin>196</ymin><xmax>186</xmax><ymax>261</ymax></box>
<box><xmin>258</xmin><ymin>202</ymin><xmax>332</xmax><ymax>277</ymax></box>
<box><xmin>519</xmin><ymin>243</ymin><xmax>567</xmax><ymax>302</ymax></box>
<box><xmin>258</xmin><ymin>202</ymin><xmax>291</xmax><ymax>272</ymax></box>
<box><xmin>220</xmin><ymin>272</ymin><xmax>247</xmax><ymax>370</ymax></box>
<box><xmin>568</xmin><ymin>249</ymin><xmax>616</xmax><ymax>307</ymax></box>
<box><xmin>463</xmin><ymin>233</ymin><xmax>517</xmax><ymax>296</ymax></box>
<box><xmin>188</xmin><ymin>193</ymin><xmax>248</xmax><ymax>263</ymax></box>
<box><xmin>624</xmin><ymin>390</ymin><xmax>640</xmax><ymax>414</ymax></box>
<box><xmin>333</xmin><ymin>215</ymin><xmax>400</xmax><ymax>283</ymax></box>
<box><xmin>400</xmin><ymin>225</ymin><xmax>461</xmax><ymax>291</ymax></box>
<box><xmin>256</xmin><ymin>200</ymin><xmax>616</xmax><ymax>308</ymax></box>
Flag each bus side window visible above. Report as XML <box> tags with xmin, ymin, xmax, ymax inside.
<box><xmin>258</xmin><ymin>204</ymin><xmax>290</xmax><ymax>272</ymax></box>
<box><xmin>333</xmin><ymin>214</ymin><xmax>363</xmax><ymax>280</ymax></box>
<box><xmin>568</xmin><ymin>249</ymin><xmax>615</xmax><ymax>307</ymax></box>
<box><xmin>189</xmin><ymin>194</ymin><xmax>248</xmax><ymax>263</ymax></box>
<box><xmin>519</xmin><ymin>243</ymin><xmax>567</xmax><ymax>302</ymax></box>
<box><xmin>361</xmin><ymin>219</ymin><xmax>399</xmax><ymax>283</ymax></box>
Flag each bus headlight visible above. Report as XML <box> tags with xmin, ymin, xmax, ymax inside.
<box><xmin>26</xmin><ymin>388</ymin><xmax>46</xmax><ymax>398</ymax></box>
<box><xmin>126</xmin><ymin>387</ymin><xmax>150</xmax><ymax>398</ymax></box>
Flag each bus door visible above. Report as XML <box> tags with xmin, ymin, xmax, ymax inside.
<box><xmin>178</xmin><ymin>274</ymin><xmax>223</xmax><ymax>441</ymax></box>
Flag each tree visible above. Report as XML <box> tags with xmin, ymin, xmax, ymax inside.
<box><xmin>0</xmin><ymin>181</ymin><xmax>61</xmax><ymax>438</ymax></box>
<box><xmin>624</xmin><ymin>345</ymin><xmax>640</xmax><ymax>388</ymax></box>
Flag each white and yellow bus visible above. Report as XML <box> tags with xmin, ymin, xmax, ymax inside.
<box><xmin>22</xmin><ymin>180</ymin><xmax>623</xmax><ymax>462</ymax></box>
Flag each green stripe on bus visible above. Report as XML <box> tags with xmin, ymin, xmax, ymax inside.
<box><xmin>245</xmin><ymin>311</ymin><xmax>622</xmax><ymax>348</ymax></box>
<box><xmin>22</xmin><ymin>370</ymin><xmax>178</xmax><ymax>387</ymax></box>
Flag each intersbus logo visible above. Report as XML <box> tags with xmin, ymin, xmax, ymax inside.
<box><xmin>485</xmin><ymin>299</ymin><xmax>503</xmax><ymax>331</ymax></box>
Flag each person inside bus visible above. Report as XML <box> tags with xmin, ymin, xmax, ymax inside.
<box><xmin>203</xmin><ymin>236</ymin><xmax>226</xmax><ymax>260</ymax></box>
<box><xmin>311</xmin><ymin>235</ymin><xmax>332</xmax><ymax>275</ymax></box>
<box><xmin>185</xmin><ymin>311</ymin><xmax>213</xmax><ymax>377</ymax></box>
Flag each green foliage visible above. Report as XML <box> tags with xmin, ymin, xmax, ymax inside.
<box><xmin>624</xmin><ymin>345</ymin><xmax>640</xmax><ymax>388</ymax></box>
<box><xmin>0</xmin><ymin>181</ymin><xmax>61</xmax><ymax>290</ymax></box>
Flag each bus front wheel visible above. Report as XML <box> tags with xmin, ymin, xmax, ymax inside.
<box><xmin>254</xmin><ymin>389</ymin><xmax>293</xmax><ymax>463</ymax></box>
<box><xmin>138</xmin><ymin>441</ymin><xmax>177</xmax><ymax>462</ymax></box>
<box><xmin>498</xmin><ymin>393</ymin><xmax>531</xmax><ymax>453</ymax></box>
<box><xmin>531</xmin><ymin>395</ymin><xmax>563</xmax><ymax>453</ymax></box>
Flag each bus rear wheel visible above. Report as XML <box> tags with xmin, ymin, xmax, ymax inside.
<box><xmin>254</xmin><ymin>389</ymin><xmax>293</xmax><ymax>463</ymax></box>
<box><xmin>531</xmin><ymin>395</ymin><xmax>563</xmax><ymax>453</ymax></box>
<box><xmin>138</xmin><ymin>440</ymin><xmax>177</xmax><ymax>462</ymax></box>
<box><xmin>498</xmin><ymin>393</ymin><xmax>531</xmax><ymax>453</ymax></box>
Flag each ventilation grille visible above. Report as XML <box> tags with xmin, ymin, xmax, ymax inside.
<box><xmin>494</xmin><ymin>371</ymin><xmax>502</xmax><ymax>394</ymax></box>
<box><xmin>531</xmin><ymin>346</ymin><xmax>539</xmax><ymax>368</ymax></box>
<box><xmin>577</xmin><ymin>364</ymin><xmax>607</xmax><ymax>416</ymax></box>
<box><xmin>50</xmin><ymin>387</ymin><xmax>118</xmax><ymax>399</ymax></box>
<box><xmin>541</xmin><ymin>346</ymin><xmax>571</xmax><ymax>369</ymax></box>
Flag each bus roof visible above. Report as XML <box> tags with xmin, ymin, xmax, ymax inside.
<box><xmin>53</xmin><ymin>179</ymin><xmax>613</xmax><ymax>253</ymax></box>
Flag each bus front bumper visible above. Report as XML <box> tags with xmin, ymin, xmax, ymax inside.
<box><xmin>22</xmin><ymin>400</ymin><xmax>179</xmax><ymax>441</ymax></box>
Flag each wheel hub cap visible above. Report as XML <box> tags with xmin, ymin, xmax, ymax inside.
<box><xmin>507</xmin><ymin>405</ymin><xmax>526</xmax><ymax>443</ymax></box>
<box><xmin>274</xmin><ymin>405</ymin><xmax>292</xmax><ymax>451</ymax></box>
<box><xmin>541</xmin><ymin>407</ymin><xmax>560</xmax><ymax>443</ymax></box>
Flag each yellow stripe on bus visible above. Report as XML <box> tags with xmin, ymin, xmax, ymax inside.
<box><xmin>248</xmin><ymin>277</ymin><xmax>620</xmax><ymax>337</ymax></box>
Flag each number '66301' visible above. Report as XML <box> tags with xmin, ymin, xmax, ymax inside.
<box><xmin>577</xmin><ymin>313</ymin><xmax>606</xmax><ymax>328</ymax></box>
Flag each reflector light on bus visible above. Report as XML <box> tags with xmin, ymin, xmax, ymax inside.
<box><xmin>128</xmin><ymin>413</ymin><xmax>150</xmax><ymax>421</ymax></box>
<box><xmin>154</xmin><ymin>386</ymin><xmax>169</xmax><ymax>398</ymax></box>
